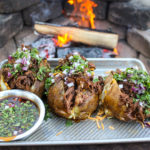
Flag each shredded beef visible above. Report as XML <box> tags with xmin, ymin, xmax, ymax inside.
<box><xmin>56</xmin><ymin>53</ymin><xmax>104</xmax><ymax>112</ymax></box>
<box><xmin>119</xmin><ymin>81</ymin><xmax>136</xmax><ymax>98</ymax></box>
<box><xmin>9</xmin><ymin>77</ymin><xmax>17</xmax><ymax>89</ymax></box>
<box><xmin>8</xmin><ymin>58</ymin><xmax>15</xmax><ymax>64</ymax></box>
<box><xmin>29</xmin><ymin>58</ymin><xmax>38</xmax><ymax>71</ymax></box>
<box><xmin>4</xmin><ymin>70</ymin><xmax>35</xmax><ymax>91</ymax></box>
<box><xmin>112</xmin><ymin>69</ymin><xmax>146</xmax><ymax>121</ymax></box>
<box><xmin>61</xmin><ymin>74</ymin><xmax>104</xmax><ymax>112</ymax></box>
<box><xmin>88</xmin><ymin>62</ymin><xmax>95</xmax><ymax>70</ymax></box>
<box><xmin>64</xmin><ymin>87</ymin><xmax>75</xmax><ymax>112</ymax></box>
<box><xmin>15</xmin><ymin>76</ymin><xmax>30</xmax><ymax>90</ymax></box>
<box><xmin>2</xmin><ymin>68</ymin><xmax>12</xmax><ymax>82</ymax></box>
<box><xmin>25</xmin><ymin>71</ymin><xmax>35</xmax><ymax>83</ymax></box>
<box><xmin>75</xmin><ymin>89</ymin><xmax>89</xmax><ymax>106</ymax></box>
<box><xmin>15</xmin><ymin>71</ymin><xmax>35</xmax><ymax>90</ymax></box>
<box><xmin>119</xmin><ymin>90</ymin><xmax>145</xmax><ymax>121</ymax></box>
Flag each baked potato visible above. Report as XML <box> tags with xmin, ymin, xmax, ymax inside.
<box><xmin>45</xmin><ymin>53</ymin><xmax>104</xmax><ymax>120</ymax></box>
<box><xmin>0</xmin><ymin>45</ymin><xmax>50</xmax><ymax>97</ymax></box>
<box><xmin>100</xmin><ymin>68</ymin><xmax>150</xmax><ymax>122</ymax></box>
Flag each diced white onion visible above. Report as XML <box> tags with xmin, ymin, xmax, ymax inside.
<box><xmin>74</xmin><ymin>62</ymin><xmax>80</xmax><ymax>68</ymax></box>
<box><xmin>23</xmin><ymin>47</ymin><xmax>27</xmax><ymax>51</ymax></box>
<box><xmin>87</xmin><ymin>72</ymin><xmax>91</xmax><ymax>76</ymax></box>
<box><xmin>49</xmin><ymin>73</ymin><xmax>53</xmax><ymax>77</ymax></box>
<box><xmin>67</xmin><ymin>82</ymin><xmax>74</xmax><ymax>87</ymax></box>
<box><xmin>64</xmin><ymin>77</ymin><xmax>67</xmax><ymax>81</ymax></box>
<box><xmin>63</xmin><ymin>70</ymin><xmax>68</xmax><ymax>75</ymax></box>
<box><xmin>70</xmin><ymin>70</ymin><xmax>75</xmax><ymax>74</ymax></box>
<box><xmin>14</xmin><ymin>64</ymin><xmax>18</xmax><ymax>68</ymax></box>
<box><xmin>13</xmin><ymin>131</ymin><xmax>18</xmax><ymax>135</ymax></box>
<box><xmin>15</xmin><ymin>58</ymin><xmax>22</xmax><ymax>64</ymax></box>
<box><xmin>139</xmin><ymin>102</ymin><xmax>144</xmax><ymax>107</ymax></box>
<box><xmin>119</xmin><ymin>84</ymin><xmax>123</xmax><ymax>89</ymax></box>
<box><xmin>55</xmin><ymin>74</ymin><xmax>60</xmax><ymax>77</ymax></box>
<box><xmin>27</xmin><ymin>60</ymin><xmax>30</xmax><ymax>66</ymax></box>
<box><xmin>51</xmin><ymin>79</ymin><xmax>55</xmax><ymax>83</ymax></box>
<box><xmin>69</xmin><ymin>56</ymin><xmax>73</xmax><ymax>60</ymax></box>
<box><xmin>5</xmin><ymin>106</ymin><xmax>9</xmax><ymax>109</ymax></box>
<box><xmin>81</xmin><ymin>65</ymin><xmax>84</xmax><ymax>69</ymax></box>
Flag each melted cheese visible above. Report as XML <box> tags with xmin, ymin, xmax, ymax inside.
<box><xmin>88</xmin><ymin>111</ymin><xmax>106</xmax><ymax>130</ymax></box>
<box><xmin>56</xmin><ymin>131</ymin><xmax>63</xmax><ymax>136</ymax></box>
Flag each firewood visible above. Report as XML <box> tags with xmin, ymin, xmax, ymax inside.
<box><xmin>34</xmin><ymin>23</ymin><xmax>118</xmax><ymax>49</ymax></box>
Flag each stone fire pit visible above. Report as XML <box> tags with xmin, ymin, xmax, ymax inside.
<box><xmin>0</xmin><ymin>0</ymin><xmax>149</xmax><ymax>72</ymax></box>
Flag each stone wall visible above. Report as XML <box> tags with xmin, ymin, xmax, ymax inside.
<box><xmin>0</xmin><ymin>0</ymin><xmax>63</xmax><ymax>48</ymax></box>
<box><xmin>0</xmin><ymin>0</ymin><xmax>150</xmax><ymax>72</ymax></box>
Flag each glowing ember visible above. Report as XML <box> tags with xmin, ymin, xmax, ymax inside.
<box><xmin>68</xmin><ymin>0</ymin><xmax>97</xmax><ymax>29</ymax></box>
<box><xmin>54</xmin><ymin>33</ymin><xmax>72</xmax><ymax>47</ymax></box>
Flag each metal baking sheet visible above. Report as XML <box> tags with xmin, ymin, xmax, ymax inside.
<box><xmin>0</xmin><ymin>58</ymin><xmax>149</xmax><ymax>146</ymax></box>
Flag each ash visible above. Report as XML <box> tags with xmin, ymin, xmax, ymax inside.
<box><xmin>32</xmin><ymin>37</ymin><xmax>56</xmax><ymax>59</ymax></box>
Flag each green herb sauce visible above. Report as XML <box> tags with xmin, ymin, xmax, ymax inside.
<box><xmin>0</xmin><ymin>97</ymin><xmax>39</xmax><ymax>137</ymax></box>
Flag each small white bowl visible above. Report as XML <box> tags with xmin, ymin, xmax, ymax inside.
<box><xmin>0</xmin><ymin>89</ymin><xmax>45</xmax><ymax>142</ymax></box>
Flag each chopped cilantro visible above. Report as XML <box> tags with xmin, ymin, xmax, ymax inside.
<box><xmin>37</xmin><ymin>66</ymin><xmax>50</xmax><ymax>81</ymax></box>
<box><xmin>133</xmin><ymin>98</ymin><xmax>138</xmax><ymax>103</ymax></box>
<box><xmin>45</xmin><ymin>77</ymin><xmax>53</xmax><ymax>92</ymax></box>
<box><xmin>58</xmin><ymin>54</ymin><xmax>90</xmax><ymax>75</ymax></box>
<box><xmin>145</xmin><ymin>109</ymin><xmax>150</xmax><ymax>115</ymax></box>
<box><xmin>61</xmin><ymin>65</ymin><xmax>70</xmax><ymax>71</ymax></box>
<box><xmin>113</xmin><ymin>68</ymin><xmax>150</xmax><ymax>115</ymax></box>
<box><xmin>93</xmin><ymin>78</ymin><xmax>99</xmax><ymax>83</ymax></box>
<box><xmin>16</xmin><ymin>64</ymin><xmax>22</xmax><ymax>72</ymax></box>
<box><xmin>12</xmin><ymin>50</ymin><xmax>28</xmax><ymax>59</ymax></box>
<box><xmin>66</xmin><ymin>120</ymin><xmax>73</xmax><ymax>127</ymax></box>
<box><xmin>44</xmin><ymin>103</ymin><xmax>52</xmax><ymax>121</ymax></box>
<box><xmin>3</xmin><ymin>63</ymin><xmax>13</xmax><ymax>69</ymax></box>
<box><xmin>31</xmin><ymin>48</ymin><xmax>39</xmax><ymax>54</ymax></box>
<box><xmin>72</xmin><ymin>54</ymin><xmax>80</xmax><ymax>61</ymax></box>
<box><xmin>113</xmin><ymin>72</ymin><xmax>126</xmax><ymax>81</ymax></box>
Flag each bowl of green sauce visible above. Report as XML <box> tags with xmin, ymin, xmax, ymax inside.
<box><xmin>0</xmin><ymin>90</ymin><xmax>45</xmax><ymax>142</ymax></box>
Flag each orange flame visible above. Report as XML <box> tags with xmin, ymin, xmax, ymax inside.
<box><xmin>68</xmin><ymin>0</ymin><xmax>74</xmax><ymax>5</ymax></box>
<box><xmin>68</xmin><ymin>0</ymin><xmax>97</xmax><ymax>29</ymax></box>
<box><xmin>55</xmin><ymin>33</ymin><xmax>72</xmax><ymax>47</ymax></box>
<box><xmin>113</xmin><ymin>48</ymin><xmax>118</xmax><ymax>55</ymax></box>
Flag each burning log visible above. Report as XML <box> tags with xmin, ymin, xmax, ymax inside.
<box><xmin>34</xmin><ymin>23</ymin><xmax>118</xmax><ymax>49</ymax></box>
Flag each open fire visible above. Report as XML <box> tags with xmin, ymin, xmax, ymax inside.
<box><xmin>52</xmin><ymin>0</ymin><xmax>98</xmax><ymax>48</ymax></box>
<box><xmin>34</xmin><ymin>0</ymin><xmax>119</xmax><ymax>58</ymax></box>
<box><xmin>68</xmin><ymin>0</ymin><xmax>97</xmax><ymax>29</ymax></box>
<box><xmin>52</xmin><ymin>33</ymin><xmax>72</xmax><ymax>47</ymax></box>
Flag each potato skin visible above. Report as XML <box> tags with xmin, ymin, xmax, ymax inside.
<box><xmin>47</xmin><ymin>80</ymin><xmax>70</xmax><ymax>118</ymax></box>
<box><xmin>30</xmin><ymin>80</ymin><xmax>45</xmax><ymax>98</ymax></box>
<box><xmin>47</xmin><ymin>79</ymin><xmax>99</xmax><ymax>120</ymax></box>
<box><xmin>101</xmin><ymin>75</ymin><xmax>129</xmax><ymax>121</ymax></box>
<box><xmin>73</xmin><ymin>90</ymin><xmax>99</xmax><ymax>120</ymax></box>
